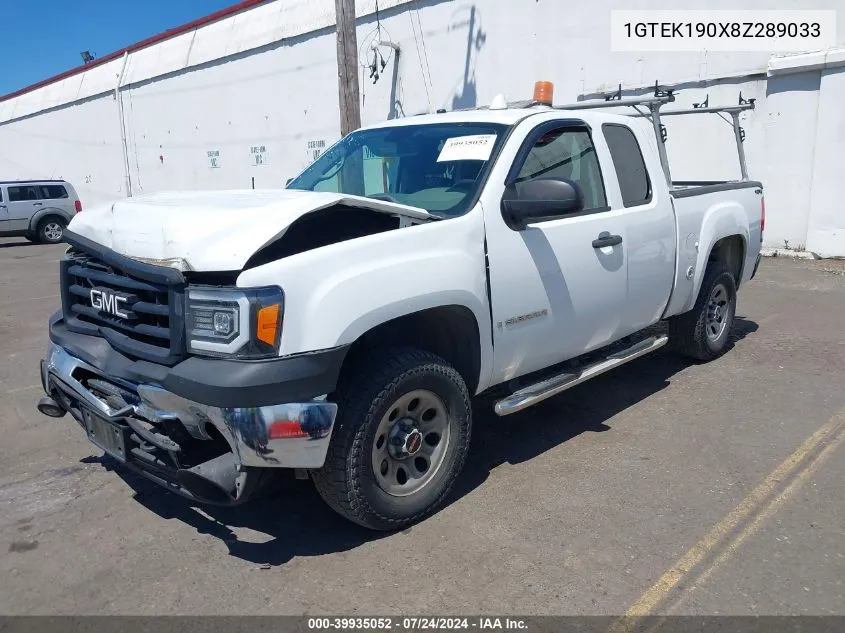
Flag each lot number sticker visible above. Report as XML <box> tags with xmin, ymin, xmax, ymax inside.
<box><xmin>437</xmin><ymin>134</ymin><xmax>497</xmax><ymax>162</ymax></box>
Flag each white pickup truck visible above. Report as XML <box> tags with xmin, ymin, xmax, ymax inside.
<box><xmin>38</xmin><ymin>86</ymin><xmax>764</xmax><ymax>530</ymax></box>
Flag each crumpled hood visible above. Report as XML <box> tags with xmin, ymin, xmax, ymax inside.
<box><xmin>68</xmin><ymin>189</ymin><xmax>432</xmax><ymax>272</ymax></box>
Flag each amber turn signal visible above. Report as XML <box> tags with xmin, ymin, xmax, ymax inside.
<box><xmin>256</xmin><ymin>303</ymin><xmax>280</xmax><ymax>346</ymax></box>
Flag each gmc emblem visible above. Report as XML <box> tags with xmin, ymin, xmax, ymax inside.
<box><xmin>90</xmin><ymin>288</ymin><xmax>130</xmax><ymax>319</ymax></box>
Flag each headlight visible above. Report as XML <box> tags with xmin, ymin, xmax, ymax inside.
<box><xmin>186</xmin><ymin>286</ymin><xmax>283</xmax><ymax>358</ymax></box>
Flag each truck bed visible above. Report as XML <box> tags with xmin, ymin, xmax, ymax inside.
<box><xmin>670</xmin><ymin>180</ymin><xmax>763</xmax><ymax>198</ymax></box>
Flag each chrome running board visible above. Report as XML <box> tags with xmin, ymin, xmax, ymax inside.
<box><xmin>494</xmin><ymin>335</ymin><xmax>669</xmax><ymax>416</ymax></box>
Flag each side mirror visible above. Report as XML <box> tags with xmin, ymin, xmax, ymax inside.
<box><xmin>501</xmin><ymin>178</ymin><xmax>584</xmax><ymax>230</ymax></box>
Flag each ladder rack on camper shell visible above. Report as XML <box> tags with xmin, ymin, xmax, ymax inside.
<box><xmin>552</xmin><ymin>83</ymin><xmax>757</xmax><ymax>185</ymax></box>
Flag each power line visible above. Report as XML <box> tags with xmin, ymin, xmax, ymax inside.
<box><xmin>408</xmin><ymin>7</ymin><xmax>432</xmax><ymax>112</ymax></box>
<box><xmin>412</xmin><ymin>2</ymin><xmax>434</xmax><ymax>102</ymax></box>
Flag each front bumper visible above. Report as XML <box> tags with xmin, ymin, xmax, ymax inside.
<box><xmin>41</xmin><ymin>340</ymin><xmax>339</xmax><ymax>502</ymax></box>
<box><xmin>48</xmin><ymin>311</ymin><xmax>348</xmax><ymax>408</ymax></box>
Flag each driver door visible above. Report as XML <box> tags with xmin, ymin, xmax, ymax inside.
<box><xmin>484</xmin><ymin>121</ymin><xmax>629</xmax><ymax>384</ymax></box>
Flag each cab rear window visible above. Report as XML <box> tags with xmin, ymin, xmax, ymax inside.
<box><xmin>602</xmin><ymin>124</ymin><xmax>651</xmax><ymax>207</ymax></box>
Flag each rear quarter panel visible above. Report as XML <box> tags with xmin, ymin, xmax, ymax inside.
<box><xmin>663</xmin><ymin>184</ymin><xmax>763</xmax><ymax>317</ymax></box>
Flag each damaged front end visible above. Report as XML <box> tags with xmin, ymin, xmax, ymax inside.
<box><xmin>40</xmin><ymin>342</ymin><xmax>337</xmax><ymax>505</ymax></box>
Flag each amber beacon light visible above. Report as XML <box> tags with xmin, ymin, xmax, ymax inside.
<box><xmin>533</xmin><ymin>81</ymin><xmax>554</xmax><ymax>105</ymax></box>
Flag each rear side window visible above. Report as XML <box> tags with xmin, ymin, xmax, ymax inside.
<box><xmin>39</xmin><ymin>184</ymin><xmax>68</xmax><ymax>199</ymax></box>
<box><xmin>8</xmin><ymin>186</ymin><xmax>39</xmax><ymax>202</ymax></box>
<box><xmin>602</xmin><ymin>124</ymin><xmax>651</xmax><ymax>207</ymax></box>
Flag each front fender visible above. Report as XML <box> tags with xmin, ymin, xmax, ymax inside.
<box><xmin>337</xmin><ymin>289</ymin><xmax>488</xmax><ymax>348</ymax></box>
<box><xmin>236</xmin><ymin>212</ymin><xmax>494</xmax><ymax>389</ymax></box>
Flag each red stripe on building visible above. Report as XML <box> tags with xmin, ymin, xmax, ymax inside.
<box><xmin>0</xmin><ymin>0</ymin><xmax>269</xmax><ymax>103</ymax></box>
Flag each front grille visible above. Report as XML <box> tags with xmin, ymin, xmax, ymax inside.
<box><xmin>67</xmin><ymin>254</ymin><xmax>170</xmax><ymax>341</ymax></box>
<box><xmin>60</xmin><ymin>236</ymin><xmax>186</xmax><ymax>365</ymax></box>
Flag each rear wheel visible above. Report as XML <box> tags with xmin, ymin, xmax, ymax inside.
<box><xmin>312</xmin><ymin>347</ymin><xmax>472</xmax><ymax>531</ymax></box>
<box><xmin>37</xmin><ymin>217</ymin><xmax>66</xmax><ymax>244</ymax></box>
<box><xmin>669</xmin><ymin>262</ymin><xmax>737</xmax><ymax>361</ymax></box>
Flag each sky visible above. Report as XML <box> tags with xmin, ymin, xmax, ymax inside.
<box><xmin>1</xmin><ymin>0</ymin><xmax>238</xmax><ymax>96</ymax></box>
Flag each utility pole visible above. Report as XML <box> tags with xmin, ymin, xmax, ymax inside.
<box><xmin>335</xmin><ymin>0</ymin><xmax>361</xmax><ymax>136</ymax></box>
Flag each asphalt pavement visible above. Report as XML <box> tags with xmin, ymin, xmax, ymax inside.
<box><xmin>1</xmin><ymin>236</ymin><xmax>843</xmax><ymax>615</ymax></box>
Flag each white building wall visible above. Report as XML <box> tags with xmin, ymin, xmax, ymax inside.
<box><xmin>119</xmin><ymin>31</ymin><xmax>341</xmax><ymax>196</ymax></box>
<box><xmin>0</xmin><ymin>0</ymin><xmax>843</xmax><ymax>254</ymax></box>
<box><xmin>806</xmin><ymin>66</ymin><xmax>845</xmax><ymax>258</ymax></box>
<box><xmin>760</xmin><ymin>70</ymin><xmax>821</xmax><ymax>251</ymax></box>
<box><xmin>0</xmin><ymin>95</ymin><xmax>128</xmax><ymax>206</ymax></box>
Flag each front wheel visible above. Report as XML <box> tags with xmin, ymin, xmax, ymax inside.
<box><xmin>669</xmin><ymin>262</ymin><xmax>737</xmax><ymax>361</ymax></box>
<box><xmin>312</xmin><ymin>348</ymin><xmax>472</xmax><ymax>531</ymax></box>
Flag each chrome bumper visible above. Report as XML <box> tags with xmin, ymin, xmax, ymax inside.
<box><xmin>42</xmin><ymin>342</ymin><xmax>338</xmax><ymax>469</ymax></box>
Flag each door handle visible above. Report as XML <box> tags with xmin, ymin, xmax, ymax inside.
<box><xmin>33</xmin><ymin>202</ymin><xmax>43</xmax><ymax>206</ymax></box>
<box><xmin>592</xmin><ymin>232</ymin><xmax>623</xmax><ymax>248</ymax></box>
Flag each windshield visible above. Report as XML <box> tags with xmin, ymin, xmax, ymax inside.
<box><xmin>287</xmin><ymin>122</ymin><xmax>508</xmax><ymax>217</ymax></box>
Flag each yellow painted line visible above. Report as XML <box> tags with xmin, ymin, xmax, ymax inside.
<box><xmin>672</xmin><ymin>414</ymin><xmax>845</xmax><ymax>607</ymax></box>
<box><xmin>622</xmin><ymin>406</ymin><xmax>845</xmax><ymax>620</ymax></box>
<box><xmin>629</xmin><ymin>411</ymin><xmax>845</xmax><ymax>633</ymax></box>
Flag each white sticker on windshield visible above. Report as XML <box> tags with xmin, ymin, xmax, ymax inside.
<box><xmin>437</xmin><ymin>134</ymin><xmax>497</xmax><ymax>162</ymax></box>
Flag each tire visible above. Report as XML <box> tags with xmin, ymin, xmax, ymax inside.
<box><xmin>668</xmin><ymin>262</ymin><xmax>737</xmax><ymax>361</ymax></box>
<box><xmin>312</xmin><ymin>347</ymin><xmax>472</xmax><ymax>531</ymax></box>
<box><xmin>238</xmin><ymin>466</ymin><xmax>281</xmax><ymax>502</ymax></box>
<box><xmin>37</xmin><ymin>217</ymin><xmax>66</xmax><ymax>244</ymax></box>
